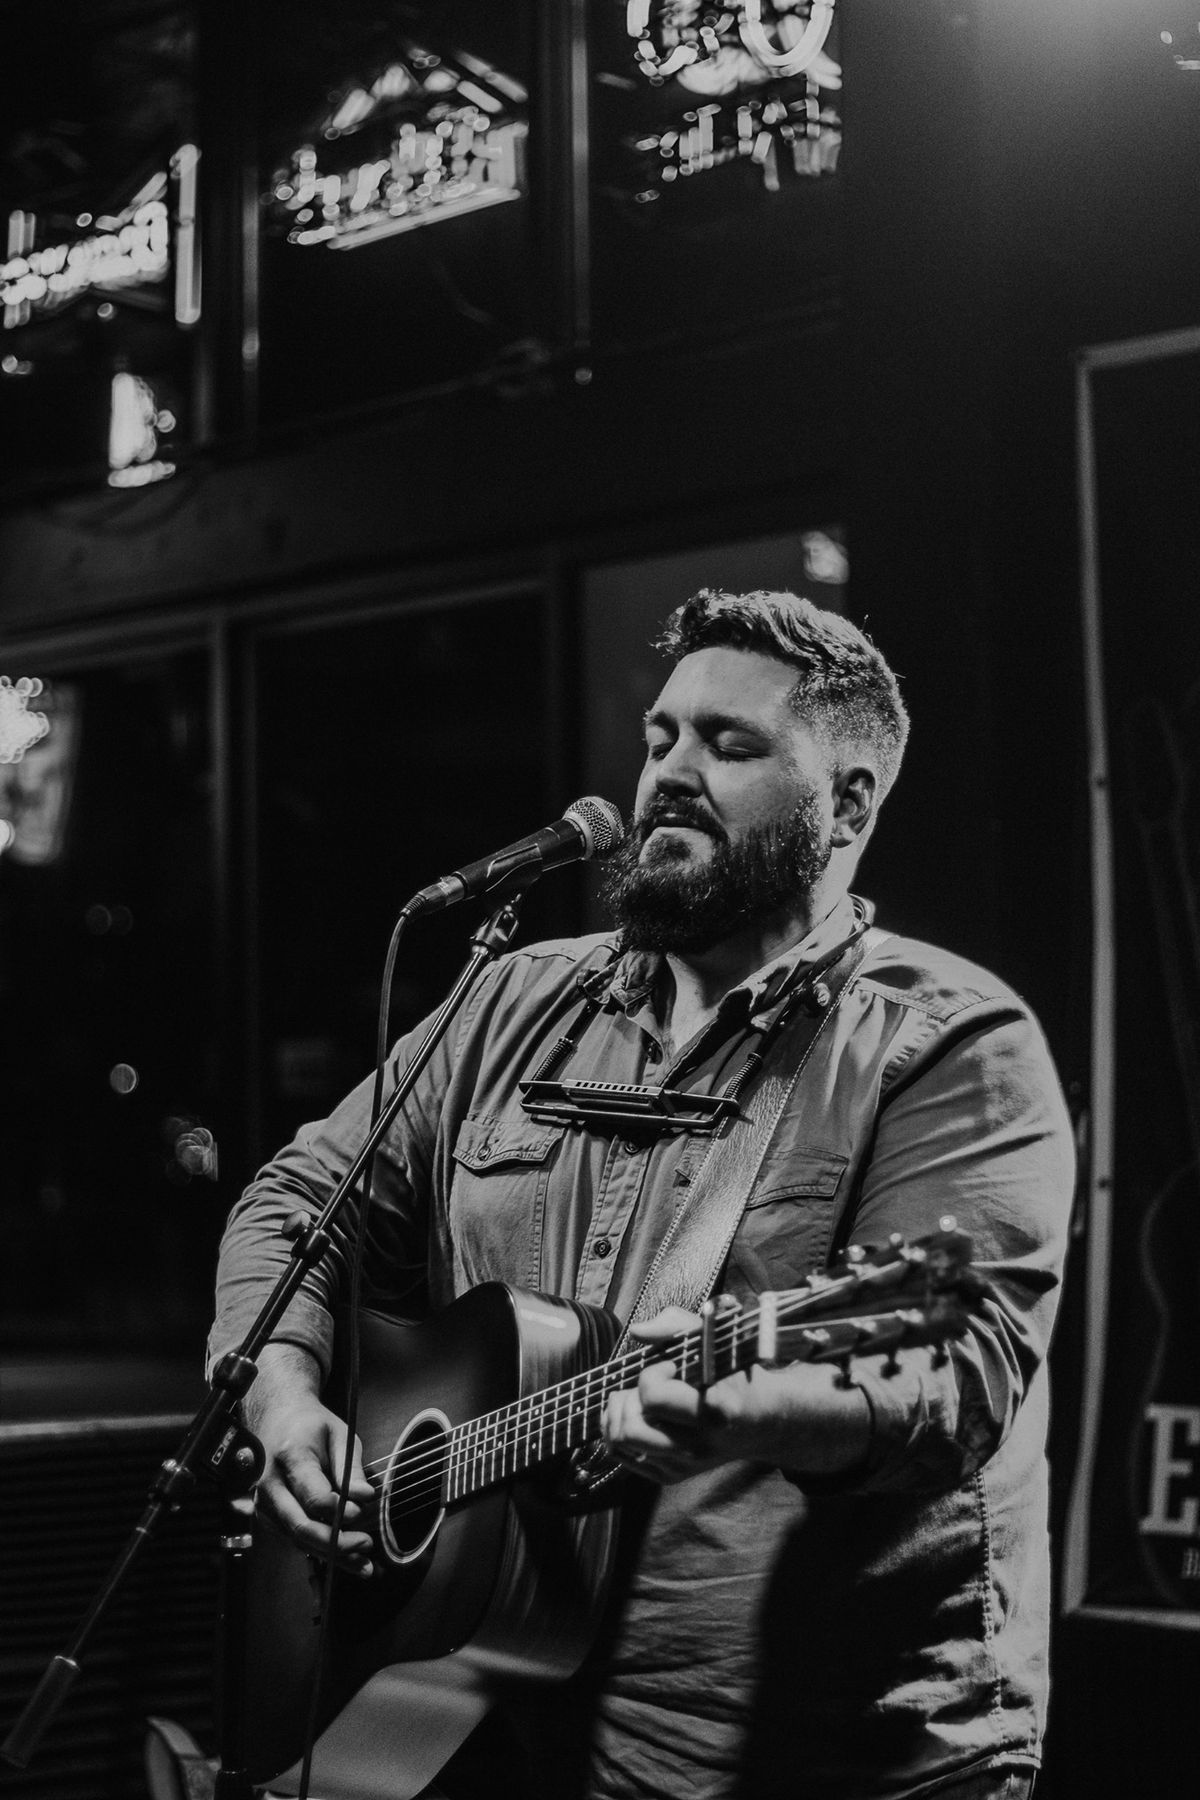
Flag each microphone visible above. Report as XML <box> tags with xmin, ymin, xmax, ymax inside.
<box><xmin>402</xmin><ymin>796</ymin><xmax>626</xmax><ymax>916</ymax></box>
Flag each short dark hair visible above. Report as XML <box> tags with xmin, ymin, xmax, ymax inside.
<box><xmin>655</xmin><ymin>588</ymin><xmax>910</xmax><ymax>798</ymax></box>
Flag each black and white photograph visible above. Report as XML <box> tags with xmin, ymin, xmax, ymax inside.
<box><xmin>1</xmin><ymin>6</ymin><xmax>1198</xmax><ymax>1798</ymax></box>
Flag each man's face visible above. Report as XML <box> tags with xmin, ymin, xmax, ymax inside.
<box><xmin>600</xmin><ymin>646</ymin><xmax>837</xmax><ymax>954</ymax></box>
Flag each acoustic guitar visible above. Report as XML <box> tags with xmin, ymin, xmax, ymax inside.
<box><xmin>243</xmin><ymin>1225</ymin><xmax>983</xmax><ymax>1784</ymax></box>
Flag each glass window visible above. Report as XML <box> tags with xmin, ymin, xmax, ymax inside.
<box><xmin>249</xmin><ymin>590</ymin><xmax>560</xmax><ymax>1154</ymax></box>
<box><xmin>0</xmin><ymin>3</ymin><xmax>197</xmax><ymax>496</ymax></box>
<box><xmin>0</xmin><ymin>646</ymin><xmax>219</xmax><ymax>1348</ymax></box>
<box><xmin>588</xmin><ymin>2</ymin><xmax>842</xmax><ymax>352</ymax></box>
<box><xmin>256</xmin><ymin>0</ymin><xmax>538</xmax><ymax>430</ymax></box>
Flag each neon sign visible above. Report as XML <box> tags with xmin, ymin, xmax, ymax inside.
<box><xmin>618</xmin><ymin>6</ymin><xmax>840</xmax><ymax>199</ymax></box>
<box><xmin>108</xmin><ymin>370</ymin><xmax>177</xmax><ymax>489</ymax></box>
<box><xmin>0</xmin><ymin>680</ymin><xmax>79</xmax><ymax>866</ymax></box>
<box><xmin>632</xmin><ymin>89</ymin><xmax>838</xmax><ymax>194</ymax></box>
<box><xmin>275</xmin><ymin>112</ymin><xmax>525</xmax><ymax>249</ymax></box>
<box><xmin>268</xmin><ymin>45</ymin><xmax>528</xmax><ymax>250</ymax></box>
<box><xmin>626</xmin><ymin>2</ymin><xmax>837</xmax><ymax>85</ymax></box>
<box><xmin>0</xmin><ymin>677</ymin><xmax>49</xmax><ymax>766</ymax></box>
<box><xmin>1</xmin><ymin>145</ymin><xmax>200</xmax><ymax>332</ymax></box>
<box><xmin>2</xmin><ymin>196</ymin><xmax>167</xmax><ymax>329</ymax></box>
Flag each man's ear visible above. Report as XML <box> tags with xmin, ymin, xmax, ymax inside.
<box><xmin>830</xmin><ymin>765</ymin><xmax>877</xmax><ymax>848</ymax></box>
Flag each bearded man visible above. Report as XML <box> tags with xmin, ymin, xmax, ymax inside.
<box><xmin>211</xmin><ymin>590</ymin><xmax>1074</xmax><ymax>1800</ymax></box>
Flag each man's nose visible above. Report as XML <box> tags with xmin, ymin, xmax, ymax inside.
<box><xmin>651</xmin><ymin>740</ymin><xmax>703</xmax><ymax>791</ymax></box>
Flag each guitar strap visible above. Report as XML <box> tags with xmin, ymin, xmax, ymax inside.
<box><xmin>612</xmin><ymin>924</ymin><xmax>890</xmax><ymax>1354</ymax></box>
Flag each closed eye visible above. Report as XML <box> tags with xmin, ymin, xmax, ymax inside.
<box><xmin>706</xmin><ymin>723</ymin><xmax>771</xmax><ymax>757</ymax></box>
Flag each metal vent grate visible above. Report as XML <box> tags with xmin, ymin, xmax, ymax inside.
<box><xmin>1</xmin><ymin>1419</ymin><xmax>222</xmax><ymax>1800</ymax></box>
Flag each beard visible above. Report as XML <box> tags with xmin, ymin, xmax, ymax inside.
<box><xmin>598</xmin><ymin>788</ymin><xmax>833</xmax><ymax>955</ymax></box>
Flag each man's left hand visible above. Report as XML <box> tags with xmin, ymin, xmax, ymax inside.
<box><xmin>600</xmin><ymin>1306</ymin><xmax>873</xmax><ymax>1485</ymax></box>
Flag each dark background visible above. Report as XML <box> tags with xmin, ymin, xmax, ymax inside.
<box><xmin>1</xmin><ymin>3</ymin><xmax>1198</xmax><ymax>1795</ymax></box>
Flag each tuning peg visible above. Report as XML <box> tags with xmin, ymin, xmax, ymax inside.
<box><xmin>833</xmin><ymin>1355</ymin><xmax>854</xmax><ymax>1389</ymax></box>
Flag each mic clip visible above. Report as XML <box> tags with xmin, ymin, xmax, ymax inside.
<box><xmin>406</xmin><ymin>844</ymin><xmax>545</xmax><ymax>917</ymax></box>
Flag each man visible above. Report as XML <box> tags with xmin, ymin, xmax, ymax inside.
<box><xmin>211</xmin><ymin>589</ymin><xmax>1074</xmax><ymax>1800</ymax></box>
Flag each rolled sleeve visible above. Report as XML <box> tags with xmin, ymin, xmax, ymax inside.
<box><xmin>836</xmin><ymin>1001</ymin><xmax>1074</xmax><ymax>1495</ymax></box>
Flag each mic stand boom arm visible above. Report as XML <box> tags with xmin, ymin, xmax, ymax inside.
<box><xmin>1</xmin><ymin>893</ymin><xmax>528</xmax><ymax>1793</ymax></box>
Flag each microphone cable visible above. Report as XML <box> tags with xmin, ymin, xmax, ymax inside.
<box><xmin>294</xmin><ymin>904</ymin><xmax>411</xmax><ymax>1800</ymax></box>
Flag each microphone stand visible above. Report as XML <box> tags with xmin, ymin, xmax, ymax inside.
<box><xmin>1</xmin><ymin>891</ymin><xmax>529</xmax><ymax>1795</ymax></box>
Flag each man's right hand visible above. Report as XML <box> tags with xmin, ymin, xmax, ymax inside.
<box><xmin>241</xmin><ymin>1341</ymin><xmax>377</xmax><ymax>1577</ymax></box>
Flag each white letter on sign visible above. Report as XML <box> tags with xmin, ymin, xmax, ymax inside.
<box><xmin>1139</xmin><ymin>1404</ymin><xmax>1200</xmax><ymax>1537</ymax></box>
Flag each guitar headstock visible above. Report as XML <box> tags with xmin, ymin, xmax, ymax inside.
<box><xmin>756</xmin><ymin>1220</ymin><xmax>990</xmax><ymax>1374</ymax></box>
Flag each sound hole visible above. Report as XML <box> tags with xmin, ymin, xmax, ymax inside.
<box><xmin>380</xmin><ymin>1408</ymin><xmax>450</xmax><ymax>1566</ymax></box>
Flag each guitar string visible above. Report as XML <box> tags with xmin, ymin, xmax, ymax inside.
<box><xmin>360</xmin><ymin>1312</ymin><xmax>746</xmax><ymax>1519</ymax></box>
<box><xmin>359</xmin><ymin>1322</ymin><xmax>720</xmax><ymax>1488</ymax></box>
<box><xmin>362</xmin><ymin>1262</ymin><xmax>925</xmax><ymax>1500</ymax></box>
<box><xmin>362</xmin><ymin>1286</ymin><xmax>928</xmax><ymax>1520</ymax></box>
<box><xmin>365</xmin><ymin>1307</ymin><xmax>926</xmax><ymax>1529</ymax></box>
<box><xmin>357</xmin><ymin>1277</ymin><xmax>933</xmax><ymax>1524</ymax></box>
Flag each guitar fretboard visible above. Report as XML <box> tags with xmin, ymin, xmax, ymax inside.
<box><xmin>425</xmin><ymin>1232</ymin><xmax>968</xmax><ymax>1505</ymax></box>
<box><xmin>442</xmin><ymin>1302</ymin><xmax>782</xmax><ymax>1502</ymax></box>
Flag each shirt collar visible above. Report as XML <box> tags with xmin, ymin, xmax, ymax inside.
<box><xmin>590</xmin><ymin>892</ymin><xmax>869</xmax><ymax>1026</ymax></box>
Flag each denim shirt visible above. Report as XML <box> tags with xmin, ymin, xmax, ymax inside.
<box><xmin>212</xmin><ymin>897</ymin><xmax>1075</xmax><ymax>1799</ymax></box>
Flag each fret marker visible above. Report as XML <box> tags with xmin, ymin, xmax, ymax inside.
<box><xmin>698</xmin><ymin>1299</ymin><xmax>719</xmax><ymax>1389</ymax></box>
<box><xmin>757</xmin><ymin>1292</ymin><xmax>779</xmax><ymax>1366</ymax></box>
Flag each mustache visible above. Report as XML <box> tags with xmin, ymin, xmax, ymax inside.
<box><xmin>634</xmin><ymin>795</ymin><xmax>725</xmax><ymax>844</ymax></box>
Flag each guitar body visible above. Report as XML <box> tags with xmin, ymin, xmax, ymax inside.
<box><xmin>240</xmin><ymin>1231</ymin><xmax>978</xmax><ymax>1784</ymax></box>
<box><xmin>243</xmin><ymin>1284</ymin><xmax>622</xmax><ymax>1783</ymax></box>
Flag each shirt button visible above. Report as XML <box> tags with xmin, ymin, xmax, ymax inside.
<box><xmin>622</xmin><ymin>1137</ymin><xmax>641</xmax><ymax>1155</ymax></box>
<box><xmin>594</xmin><ymin>1237</ymin><xmax>613</xmax><ymax>1259</ymax></box>
<box><xmin>475</xmin><ymin>1143</ymin><xmax>491</xmax><ymax>1163</ymax></box>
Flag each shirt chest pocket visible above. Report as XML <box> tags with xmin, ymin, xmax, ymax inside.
<box><xmin>448</xmin><ymin>1114</ymin><xmax>562</xmax><ymax>1291</ymax></box>
<box><xmin>728</xmin><ymin>1149</ymin><xmax>850</xmax><ymax>1295</ymax></box>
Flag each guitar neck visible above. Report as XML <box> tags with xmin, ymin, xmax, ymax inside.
<box><xmin>447</xmin><ymin>1310</ymin><xmax>753</xmax><ymax>1502</ymax></box>
<box><xmin>443</xmin><ymin>1242</ymin><xmax>974</xmax><ymax>1502</ymax></box>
